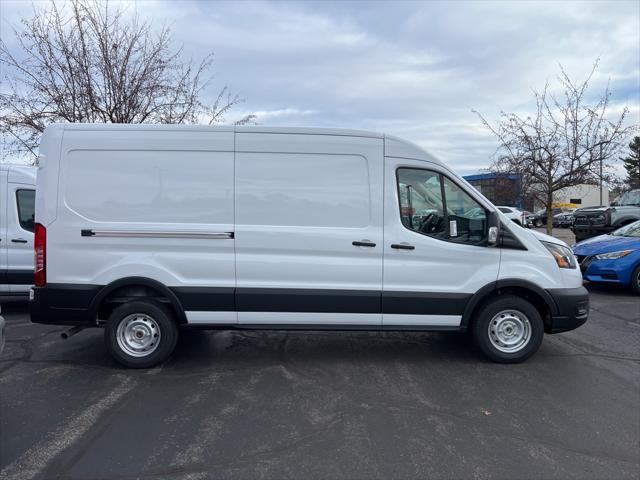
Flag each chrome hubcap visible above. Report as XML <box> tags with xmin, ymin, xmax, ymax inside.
<box><xmin>116</xmin><ymin>314</ymin><xmax>161</xmax><ymax>357</ymax></box>
<box><xmin>488</xmin><ymin>310</ymin><xmax>531</xmax><ymax>353</ymax></box>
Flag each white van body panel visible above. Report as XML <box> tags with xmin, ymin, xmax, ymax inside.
<box><xmin>499</xmin><ymin>226</ymin><xmax>584</xmax><ymax>289</ymax></box>
<box><xmin>185</xmin><ymin>311</ymin><xmax>235</xmax><ymax>325</ymax></box>
<box><xmin>0</xmin><ymin>168</ymin><xmax>6</xmax><ymax>292</ymax></box>
<box><xmin>6</xmin><ymin>165</ymin><xmax>37</xmax><ymax>184</ymax></box>
<box><xmin>32</xmin><ymin>124</ymin><xmax>588</xmax><ymax>338</ymax></box>
<box><xmin>236</xmin><ymin>125</ymin><xmax>382</xmax><ymax>139</ymax></box>
<box><xmin>0</xmin><ymin>164</ymin><xmax>36</xmax><ymax>296</ymax></box>
<box><xmin>35</xmin><ymin>124</ymin><xmax>64</xmax><ymax>227</ymax></box>
<box><xmin>384</xmin><ymin>135</ymin><xmax>439</xmax><ymax>162</ymax></box>
<box><xmin>49</xmin><ymin>127</ymin><xmax>236</xmax><ymax>297</ymax></box>
<box><xmin>234</xmin><ymin>312</ymin><xmax>380</xmax><ymax>326</ymax></box>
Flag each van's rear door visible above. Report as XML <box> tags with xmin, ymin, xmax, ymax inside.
<box><xmin>235</xmin><ymin>131</ymin><xmax>384</xmax><ymax>326</ymax></box>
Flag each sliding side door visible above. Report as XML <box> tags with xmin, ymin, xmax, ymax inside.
<box><xmin>235</xmin><ymin>132</ymin><xmax>384</xmax><ymax>326</ymax></box>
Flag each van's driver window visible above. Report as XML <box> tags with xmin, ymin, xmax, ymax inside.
<box><xmin>16</xmin><ymin>189</ymin><xmax>35</xmax><ymax>233</ymax></box>
<box><xmin>397</xmin><ymin>169</ymin><xmax>447</xmax><ymax>239</ymax></box>
<box><xmin>397</xmin><ymin>169</ymin><xmax>487</xmax><ymax>244</ymax></box>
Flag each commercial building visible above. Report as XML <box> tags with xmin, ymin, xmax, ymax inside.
<box><xmin>464</xmin><ymin>173</ymin><xmax>609</xmax><ymax>211</ymax></box>
<box><xmin>553</xmin><ymin>184</ymin><xmax>609</xmax><ymax>208</ymax></box>
<box><xmin>463</xmin><ymin>172</ymin><xmax>527</xmax><ymax>210</ymax></box>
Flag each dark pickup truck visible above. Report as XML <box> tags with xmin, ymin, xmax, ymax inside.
<box><xmin>572</xmin><ymin>189</ymin><xmax>640</xmax><ymax>242</ymax></box>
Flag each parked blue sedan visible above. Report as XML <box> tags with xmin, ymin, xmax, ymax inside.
<box><xmin>573</xmin><ymin>220</ymin><xmax>640</xmax><ymax>294</ymax></box>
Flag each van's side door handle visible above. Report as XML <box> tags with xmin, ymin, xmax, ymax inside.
<box><xmin>352</xmin><ymin>240</ymin><xmax>376</xmax><ymax>247</ymax></box>
<box><xmin>11</xmin><ymin>238</ymin><xmax>28</xmax><ymax>244</ymax></box>
<box><xmin>391</xmin><ymin>243</ymin><xmax>415</xmax><ymax>250</ymax></box>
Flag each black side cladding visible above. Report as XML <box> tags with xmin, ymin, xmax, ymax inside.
<box><xmin>30</xmin><ymin>284</ymin><xmax>102</xmax><ymax>325</ymax></box>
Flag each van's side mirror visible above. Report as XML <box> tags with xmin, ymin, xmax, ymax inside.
<box><xmin>487</xmin><ymin>210</ymin><xmax>500</xmax><ymax>247</ymax></box>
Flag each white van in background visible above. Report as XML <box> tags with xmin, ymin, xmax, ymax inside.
<box><xmin>1</xmin><ymin>164</ymin><xmax>36</xmax><ymax>298</ymax></box>
<box><xmin>30</xmin><ymin>124</ymin><xmax>589</xmax><ymax>368</ymax></box>
<box><xmin>497</xmin><ymin>206</ymin><xmax>529</xmax><ymax>227</ymax></box>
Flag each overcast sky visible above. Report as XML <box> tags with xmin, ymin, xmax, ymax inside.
<box><xmin>1</xmin><ymin>0</ymin><xmax>639</xmax><ymax>173</ymax></box>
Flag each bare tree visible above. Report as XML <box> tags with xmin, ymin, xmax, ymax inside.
<box><xmin>491</xmin><ymin>155</ymin><xmax>541</xmax><ymax>212</ymax></box>
<box><xmin>0</xmin><ymin>0</ymin><xmax>255</xmax><ymax>160</ymax></box>
<box><xmin>474</xmin><ymin>59</ymin><xmax>636</xmax><ymax>234</ymax></box>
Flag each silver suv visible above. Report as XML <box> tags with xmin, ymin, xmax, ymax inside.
<box><xmin>572</xmin><ymin>189</ymin><xmax>640</xmax><ymax>242</ymax></box>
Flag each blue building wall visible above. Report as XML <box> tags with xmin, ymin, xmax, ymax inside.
<box><xmin>463</xmin><ymin>172</ymin><xmax>525</xmax><ymax>210</ymax></box>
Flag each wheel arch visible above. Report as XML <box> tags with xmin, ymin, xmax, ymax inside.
<box><xmin>462</xmin><ymin>279</ymin><xmax>558</xmax><ymax>331</ymax></box>
<box><xmin>89</xmin><ymin>277</ymin><xmax>187</xmax><ymax>324</ymax></box>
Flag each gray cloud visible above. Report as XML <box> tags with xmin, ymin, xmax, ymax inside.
<box><xmin>2</xmin><ymin>0</ymin><xmax>638</xmax><ymax>173</ymax></box>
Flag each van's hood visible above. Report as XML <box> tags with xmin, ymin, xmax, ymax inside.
<box><xmin>573</xmin><ymin>234</ymin><xmax>640</xmax><ymax>256</ymax></box>
<box><xmin>528</xmin><ymin>229</ymin><xmax>568</xmax><ymax>247</ymax></box>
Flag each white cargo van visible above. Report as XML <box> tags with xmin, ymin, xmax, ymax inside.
<box><xmin>1</xmin><ymin>164</ymin><xmax>36</xmax><ymax>298</ymax></box>
<box><xmin>30</xmin><ymin>124</ymin><xmax>589</xmax><ymax>367</ymax></box>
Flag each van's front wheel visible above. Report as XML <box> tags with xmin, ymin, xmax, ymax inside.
<box><xmin>105</xmin><ymin>300</ymin><xmax>178</xmax><ymax>368</ymax></box>
<box><xmin>471</xmin><ymin>295</ymin><xmax>544</xmax><ymax>363</ymax></box>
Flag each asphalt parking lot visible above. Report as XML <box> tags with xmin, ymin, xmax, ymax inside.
<box><xmin>1</xmin><ymin>281</ymin><xmax>639</xmax><ymax>480</ymax></box>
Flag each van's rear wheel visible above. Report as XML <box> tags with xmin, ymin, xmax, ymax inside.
<box><xmin>105</xmin><ymin>300</ymin><xmax>178</xmax><ymax>368</ymax></box>
<box><xmin>471</xmin><ymin>295</ymin><xmax>544</xmax><ymax>363</ymax></box>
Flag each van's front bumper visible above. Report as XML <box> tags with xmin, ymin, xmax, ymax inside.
<box><xmin>30</xmin><ymin>285</ymin><xmax>100</xmax><ymax>326</ymax></box>
<box><xmin>546</xmin><ymin>286</ymin><xmax>589</xmax><ymax>333</ymax></box>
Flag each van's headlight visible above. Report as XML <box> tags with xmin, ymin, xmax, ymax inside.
<box><xmin>595</xmin><ymin>250</ymin><xmax>634</xmax><ymax>260</ymax></box>
<box><xmin>542</xmin><ymin>241</ymin><xmax>577</xmax><ymax>269</ymax></box>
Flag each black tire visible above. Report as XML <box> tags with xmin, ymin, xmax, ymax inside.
<box><xmin>105</xmin><ymin>299</ymin><xmax>179</xmax><ymax>368</ymax></box>
<box><xmin>471</xmin><ymin>295</ymin><xmax>544</xmax><ymax>363</ymax></box>
<box><xmin>631</xmin><ymin>265</ymin><xmax>640</xmax><ymax>295</ymax></box>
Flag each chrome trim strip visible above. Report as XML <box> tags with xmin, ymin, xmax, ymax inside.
<box><xmin>82</xmin><ymin>229</ymin><xmax>233</xmax><ymax>239</ymax></box>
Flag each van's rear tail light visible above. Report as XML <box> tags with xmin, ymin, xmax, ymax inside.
<box><xmin>34</xmin><ymin>223</ymin><xmax>46</xmax><ymax>287</ymax></box>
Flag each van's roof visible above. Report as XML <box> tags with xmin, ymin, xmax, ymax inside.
<box><xmin>0</xmin><ymin>163</ymin><xmax>37</xmax><ymax>184</ymax></box>
<box><xmin>45</xmin><ymin>123</ymin><xmax>444</xmax><ymax>168</ymax></box>
<box><xmin>55</xmin><ymin>123</ymin><xmax>384</xmax><ymax>139</ymax></box>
